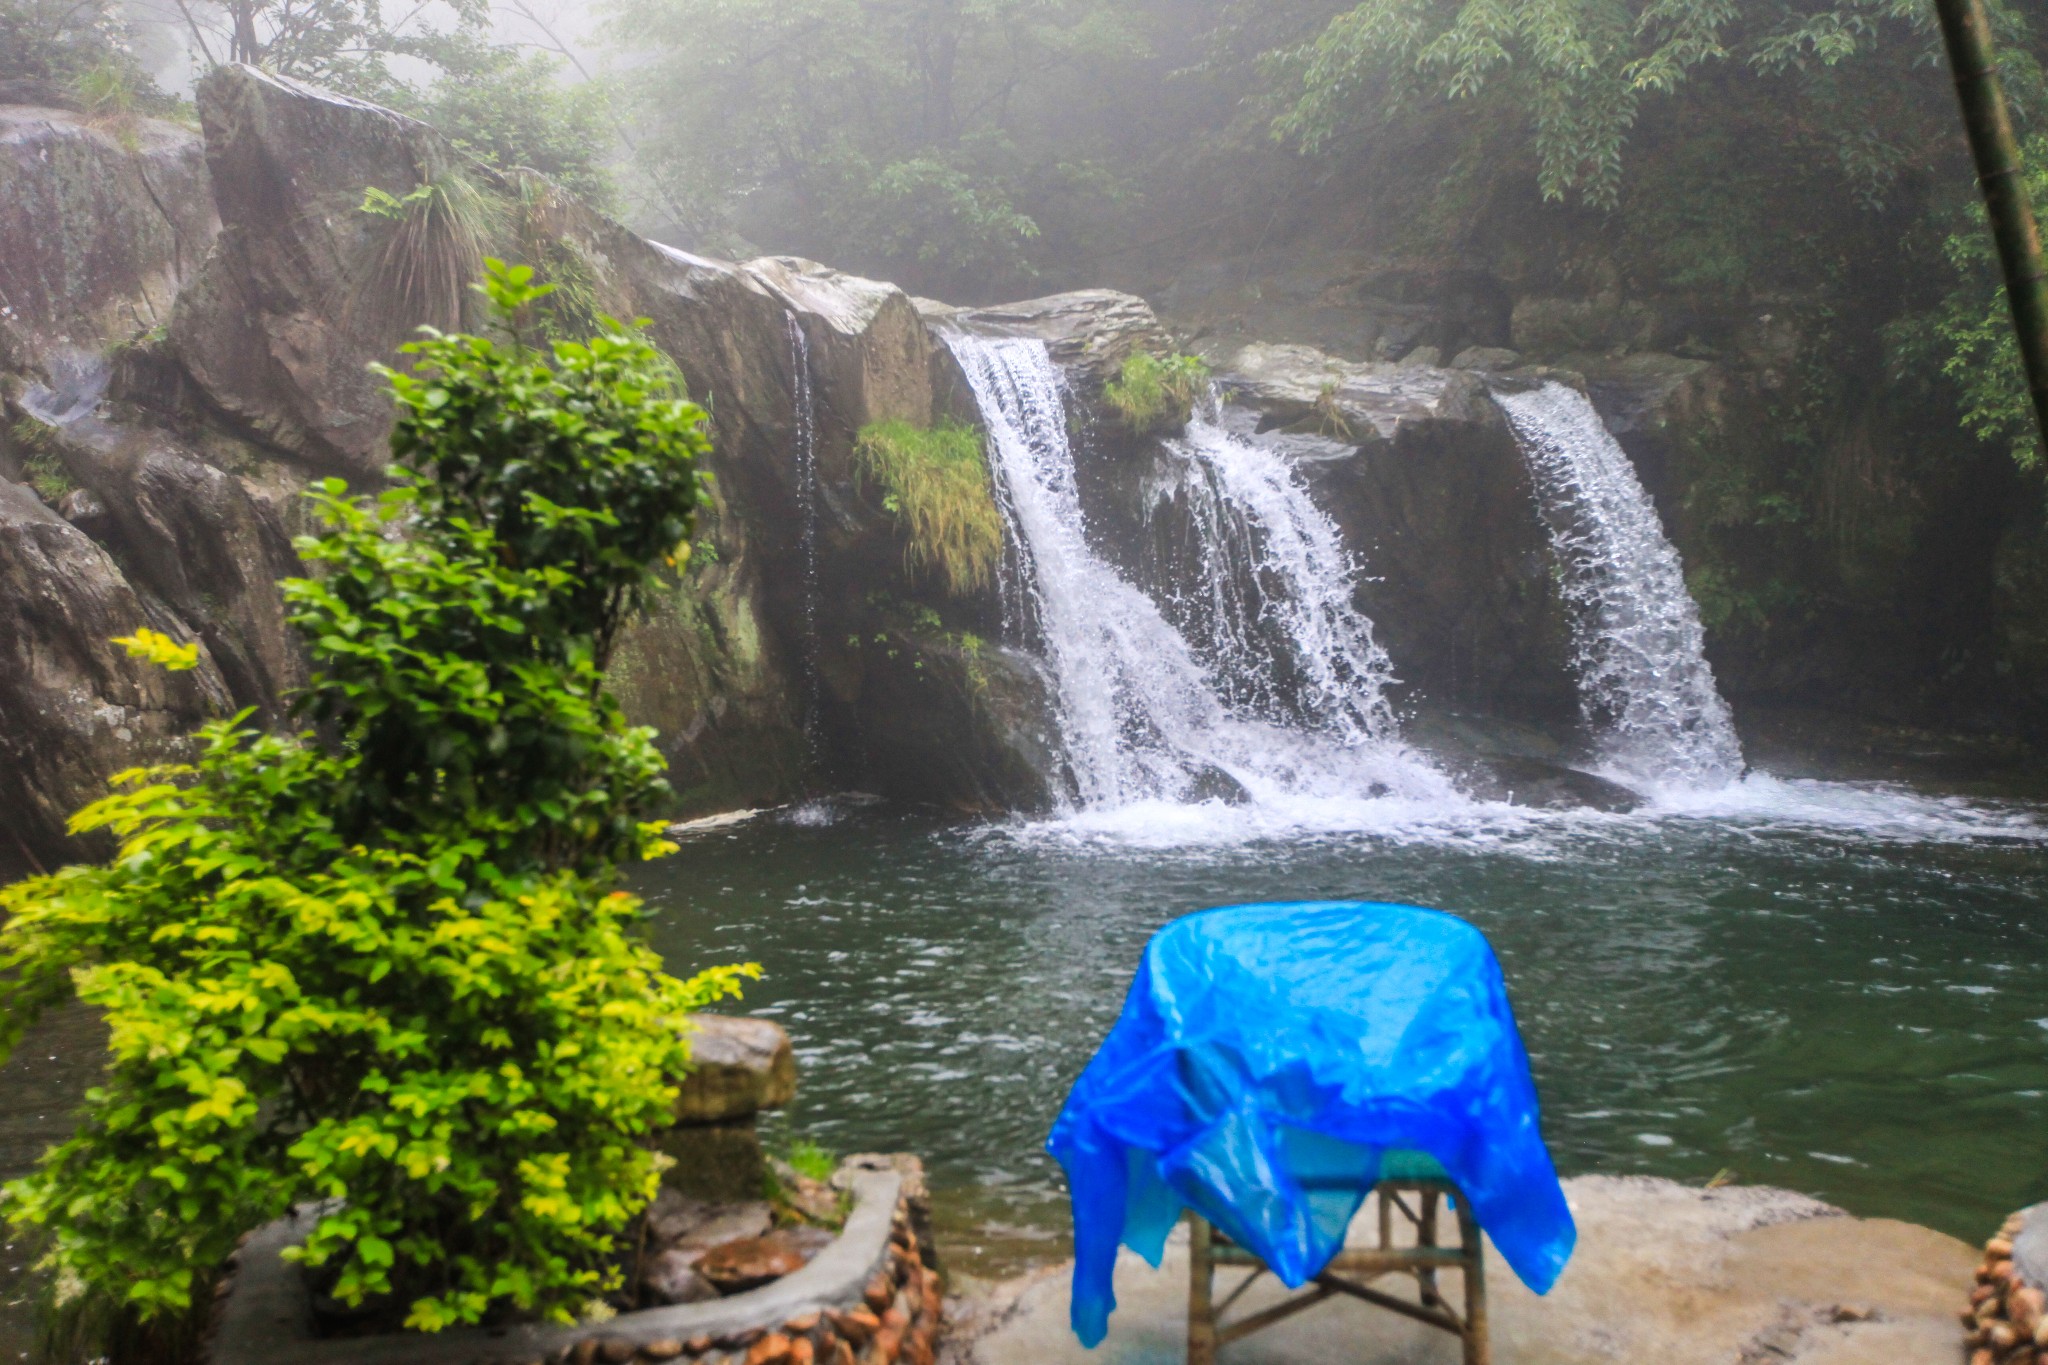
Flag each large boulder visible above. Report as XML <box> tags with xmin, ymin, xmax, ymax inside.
<box><xmin>0</xmin><ymin>479</ymin><xmax>231</xmax><ymax>873</ymax></box>
<box><xmin>851</xmin><ymin>633</ymin><xmax>1060</xmax><ymax>813</ymax></box>
<box><xmin>170</xmin><ymin>68</ymin><xmax>446</xmax><ymax>478</ymax></box>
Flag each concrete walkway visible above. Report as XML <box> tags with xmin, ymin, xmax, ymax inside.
<box><xmin>944</xmin><ymin>1177</ymin><xmax>1973</xmax><ymax>1365</ymax></box>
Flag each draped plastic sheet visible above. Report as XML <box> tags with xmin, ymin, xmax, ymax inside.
<box><xmin>1046</xmin><ymin>901</ymin><xmax>1576</xmax><ymax>1347</ymax></box>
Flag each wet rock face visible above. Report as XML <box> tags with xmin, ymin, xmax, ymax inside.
<box><xmin>926</xmin><ymin>289</ymin><xmax>1172</xmax><ymax>390</ymax></box>
<box><xmin>1088</xmin><ymin>335</ymin><xmax>1577</xmax><ymax>720</ymax></box>
<box><xmin>1220</xmin><ymin>342</ymin><xmax>1496</xmax><ymax>443</ymax></box>
<box><xmin>0</xmin><ymin>66</ymin><xmax>1072</xmax><ymax>864</ymax></box>
<box><xmin>171</xmin><ymin>67</ymin><xmax>444</xmax><ymax>478</ymax></box>
<box><xmin>0</xmin><ymin>480</ymin><xmax>231</xmax><ymax>870</ymax></box>
<box><xmin>0</xmin><ymin>105</ymin><xmax>241</xmax><ymax>871</ymax></box>
<box><xmin>851</xmin><ymin>635</ymin><xmax>1059</xmax><ymax>814</ymax></box>
<box><xmin>1302</xmin><ymin>413</ymin><xmax>1577</xmax><ymax>720</ymax></box>
<box><xmin>0</xmin><ymin>105</ymin><xmax>216</xmax><ymax>378</ymax></box>
<box><xmin>46</xmin><ymin>416</ymin><xmax>305</xmax><ymax>718</ymax></box>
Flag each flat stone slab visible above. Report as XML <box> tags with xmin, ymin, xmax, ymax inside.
<box><xmin>944</xmin><ymin>1176</ymin><xmax>1972</xmax><ymax>1365</ymax></box>
<box><xmin>1220</xmin><ymin>341</ymin><xmax>1495</xmax><ymax>443</ymax></box>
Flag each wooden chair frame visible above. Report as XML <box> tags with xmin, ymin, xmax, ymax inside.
<box><xmin>1186</xmin><ymin>1178</ymin><xmax>1488</xmax><ymax>1365</ymax></box>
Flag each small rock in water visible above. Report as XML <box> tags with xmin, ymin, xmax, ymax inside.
<box><xmin>641</xmin><ymin>1248</ymin><xmax>720</xmax><ymax>1305</ymax></box>
<box><xmin>1467</xmin><ymin>755</ymin><xmax>1640</xmax><ymax>813</ymax></box>
<box><xmin>1184</xmin><ymin>765</ymin><xmax>1251</xmax><ymax>806</ymax></box>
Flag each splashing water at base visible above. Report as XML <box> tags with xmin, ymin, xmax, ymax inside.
<box><xmin>937</xmin><ymin>338</ymin><xmax>2023</xmax><ymax>846</ymax></box>
<box><xmin>943</xmin><ymin>333</ymin><xmax>1449</xmax><ymax>813</ymax></box>
<box><xmin>1160</xmin><ymin>402</ymin><xmax>1399</xmax><ymax>743</ymax></box>
<box><xmin>1497</xmin><ymin>382</ymin><xmax>1744</xmax><ymax>791</ymax></box>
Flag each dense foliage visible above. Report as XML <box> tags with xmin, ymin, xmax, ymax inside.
<box><xmin>1916</xmin><ymin>134</ymin><xmax>2048</xmax><ymax>471</ymax></box>
<box><xmin>0</xmin><ymin>0</ymin><xmax>617</xmax><ymax>206</ymax></box>
<box><xmin>398</xmin><ymin>45</ymin><xmax>618</xmax><ymax>210</ymax></box>
<box><xmin>603</xmin><ymin>0</ymin><xmax>1191</xmax><ymax>296</ymax></box>
<box><xmin>0</xmin><ymin>0</ymin><xmax>137</xmax><ymax>84</ymax></box>
<box><xmin>0</xmin><ymin>262</ymin><xmax>749</xmax><ymax>1348</ymax></box>
<box><xmin>854</xmin><ymin>418</ymin><xmax>1004</xmax><ymax>595</ymax></box>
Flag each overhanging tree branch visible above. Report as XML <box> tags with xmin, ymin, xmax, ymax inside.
<box><xmin>1934</xmin><ymin>0</ymin><xmax>2048</xmax><ymax>453</ymax></box>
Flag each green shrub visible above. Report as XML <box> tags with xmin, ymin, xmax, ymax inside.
<box><xmin>0</xmin><ymin>260</ymin><xmax>754</xmax><ymax>1347</ymax></box>
<box><xmin>1102</xmin><ymin>352</ymin><xmax>1211</xmax><ymax>435</ymax></box>
<box><xmin>853</xmin><ymin>418</ymin><xmax>1003</xmax><ymax>595</ymax></box>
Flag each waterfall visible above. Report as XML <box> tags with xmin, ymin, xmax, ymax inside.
<box><xmin>943</xmin><ymin>333</ymin><xmax>1446</xmax><ymax>812</ymax></box>
<box><xmin>1495</xmin><ymin>381</ymin><xmax>1743</xmax><ymax>790</ymax></box>
<box><xmin>1162</xmin><ymin>405</ymin><xmax>1399</xmax><ymax>745</ymax></box>
<box><xmin>786</xmin><ymin>311</ymin><xmax>825</xmax><ymax>760</ymax></box>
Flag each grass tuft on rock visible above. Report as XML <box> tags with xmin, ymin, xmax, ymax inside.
<box><xmin>854</xmin><ymin>418</ymin><xmax>1003</xmax><ymax>595</ymax></box>
<box><xmin>1103</xmin><ymin>351</ymin><xmax>1210</xmax><ymax>435</ymax></box>
<box><xmin>352</xmin><ymin>165</ymin><xmax>507</xmax><ymax>335</ymax></box>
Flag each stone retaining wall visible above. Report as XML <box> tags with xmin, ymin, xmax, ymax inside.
<box><xmin>209</xmin><ymin>1156</ymin><xmax>939</xmax><ymax>1365</ymax></box>
<box><xmin>1963</xmin><ymin>1203</ymin><xmax>2048</xmax><ymax>1365</ymax></box>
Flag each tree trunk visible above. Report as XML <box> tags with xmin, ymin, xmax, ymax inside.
<box><xmin>1934</xmin><ymin>0</ymin><xmax>2048</xmax><ymax>454</ymax></box>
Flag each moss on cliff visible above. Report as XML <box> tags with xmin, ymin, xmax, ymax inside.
<box><xmin>854</xmin><ymin>418</ymin><xmax>1003</xmax><ymax>595</ymax></box>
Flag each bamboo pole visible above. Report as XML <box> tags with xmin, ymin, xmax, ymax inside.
<box><xmin>1933</xmin><ymin>0</ymin><xmax>2048</xmax><ymax>453</ymax></box>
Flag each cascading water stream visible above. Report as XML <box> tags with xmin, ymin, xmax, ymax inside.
<box><xmin>786</xmin><ymin>311</ymin><xmax>825</xmax><ymax>761</ymax></box>
<box><xmin>943</xmin><ymin>333</ymin><xmax>1449</xmax><ymax>813</ymax></box>
<box><xmin>1164</xmin><ymin>401</ymin><xmax>1399</xmax><ymax>745</ymax></box>
<box><xmin>1496</xmin><ymin>381</ymin><xmax>1743</xmax><ymax>790</ymax></box>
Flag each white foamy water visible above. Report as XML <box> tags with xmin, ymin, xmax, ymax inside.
<box><xmin>999</xmin><ymin>773</ymin><xmax>2047</xmax><ymax>854</ymax></box>
<box><xmin>944</xmin><ymin>334</ymin><xmax>1449</xmax><ymax>812</ymax></box>
<box><xmin>1496</xmin><ymin>382</ymin><xmax>1744</xmax><ymax>791</ymax></box>
<box><xmin>1161</xmin><ymin>403</ymin><xmax>1399</xmax><ymax>742</ymax></box>
<box><xmin>934</xmin><ymin>337</ymin><xmax>2041</xmax><ymax>853</ymax></box>
<box><xmin>1645</xmin><ymin>772</ymin><xmax>2048</xmax><ymax>844</ymax></box>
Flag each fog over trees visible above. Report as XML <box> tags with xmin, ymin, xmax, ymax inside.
<box><xmin>5</xmin><ymin>0</ymin><xmax>2046</xmax><ymax>697</ymax></box>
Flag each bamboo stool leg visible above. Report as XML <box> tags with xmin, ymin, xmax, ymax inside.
<box><xmin>1188</xmin><ymin>1213</ymin><xmax>1217</xmax><ymax>1365</ymax></box>
<box><xmin>1418</xmin><ymin>1188</ymin><xmax>1442</xmax><ymax>1309</ymax></box>
<box><xmin>1456</xmin><ymin>1197</ymin><xmax>1489</xmax><ymax>1365</ymax></box>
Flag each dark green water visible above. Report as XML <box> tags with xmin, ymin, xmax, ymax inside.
<box><xmin>4</xmin><ymin>775</ymin><xmax>2047</xmax><ymax>1353</ymax></box>
<box><xmin>638</xmin><ymin>786</ymin><xmax>2048</xmax><ymax>1273</ymax></box>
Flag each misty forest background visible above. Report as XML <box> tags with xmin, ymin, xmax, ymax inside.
<box><xmin>8</xmin><ymin>0</ymin><xmax>2048</xmax><ymax>738</ymax></box>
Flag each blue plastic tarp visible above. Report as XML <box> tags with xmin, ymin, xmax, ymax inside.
<box><xmin>1046</xmin><ymin>901</ymin><xmax>1576</xmax><ymax>1347</ymax></box>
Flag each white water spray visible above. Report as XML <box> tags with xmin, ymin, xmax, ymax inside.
<box><xmin>1496</xmin><ymin>382</ymin><xmax>1743</xmax><ymax>790</ymax></box>
<box><xmin>1163</xmin><ymin>403</ymin><xmax>1399</xmax><ymax>744</ymax></box>
<box><xmin>944</xmin><ymin>333</ymin><xmax>1447</xmax><ymax>813</ymax></box>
